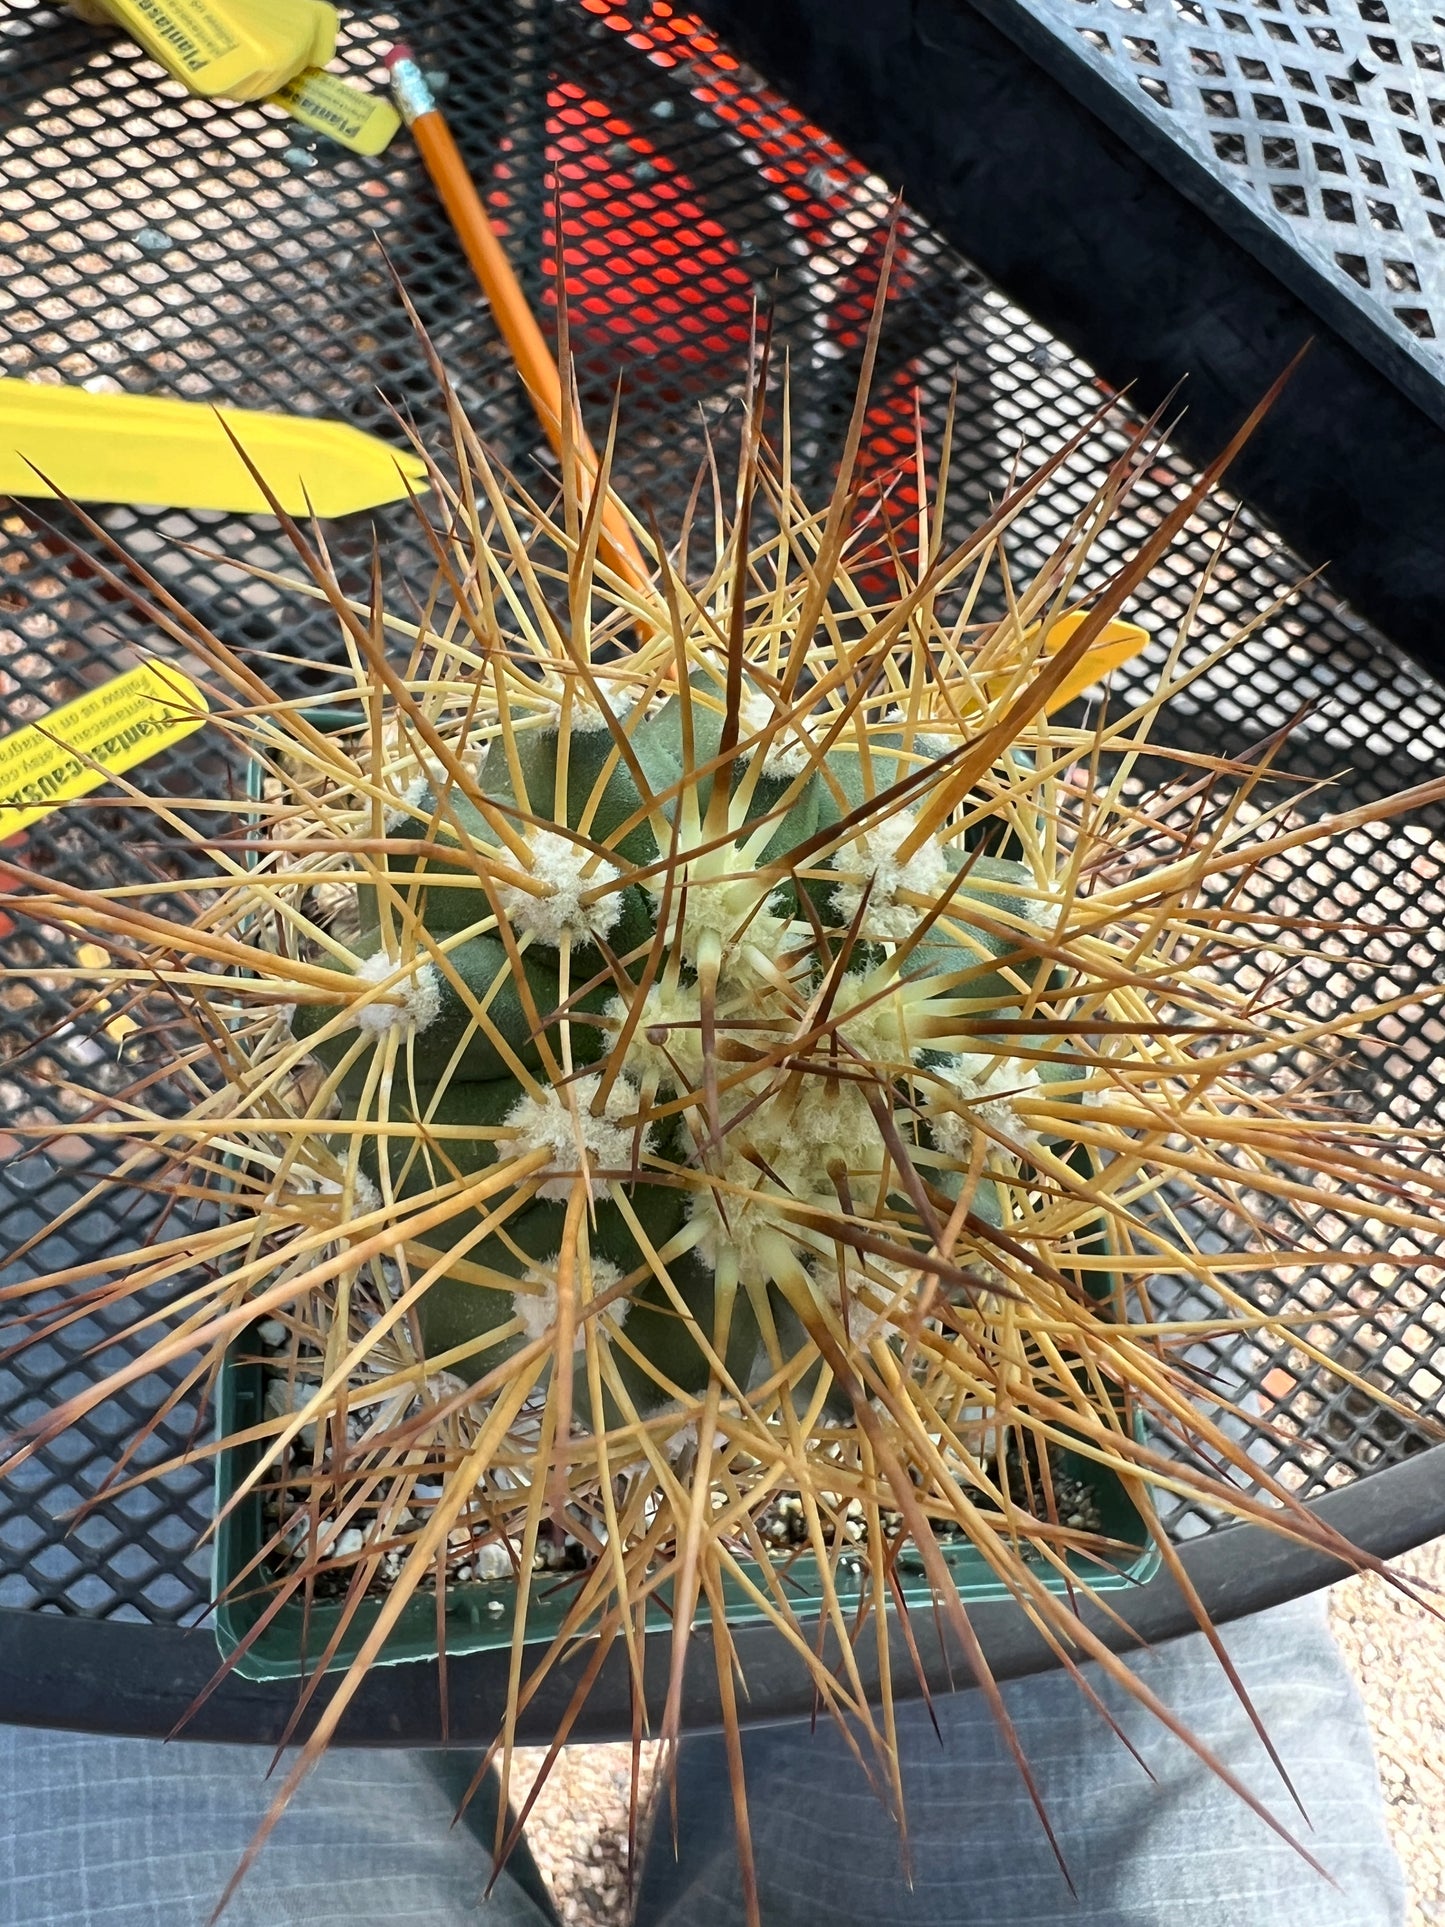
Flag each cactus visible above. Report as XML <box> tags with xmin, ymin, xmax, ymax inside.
<box><xmin>288</xmin><ymin>664</ymin><xmax>1067</xmax><ymax>1421</ymax></box>
<box><xmin>4</xmin><ymin>312</ymin><xmax>1443</xmax><ymax>1918</ymax></box>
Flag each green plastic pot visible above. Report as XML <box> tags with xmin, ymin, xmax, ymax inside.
<box><xmin>213</xmin><ymin>1343</ymin><xmax>1159</xmax><ymax>1681</ymax></box>
<box><xmin>214</xmin><ymin>709</ymin><xmax>1159</xmax><ymax>1682</ymax></box>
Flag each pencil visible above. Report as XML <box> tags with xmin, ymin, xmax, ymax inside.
<box><xmin>385</xmin><ymin>44</ymin><xmax>653</xmax><ymax>600</ymax></box>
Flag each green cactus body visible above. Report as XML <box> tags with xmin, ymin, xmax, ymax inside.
<box><xmin>288</xmin><ymin>676</ymin><xmax>1066</xmax><ymax>1419</ymax></box>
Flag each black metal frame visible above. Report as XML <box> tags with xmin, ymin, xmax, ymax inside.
<box><xmin>3</xmin><ymin>1451</ymin><xmax>1438</xmax><ymax>1745</ymax></box>
<box><xmin>694</xmin><ymin>0</ymin><xmax>1445</xmax><ymax>676</ymax></box>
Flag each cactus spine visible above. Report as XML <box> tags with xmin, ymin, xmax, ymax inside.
<box><xmin>5</xmin><ymin>319</ymin><xmax>1442</xmax><ymax>1917</ymax></box>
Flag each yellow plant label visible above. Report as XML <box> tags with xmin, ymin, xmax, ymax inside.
<box><xmin>75</xmin><ymin>941</ymin><xmax>140</xmax><ymax>1043</ymax></box>
<box><xmin>105</xmin><ymin>0</ymin><xmax>241</xmax><ymax>77</ymax></box>
<box><xmin>1039</xmin><ymin>613</ymin><xmax>1150</xmax><ymax>713</ymax></box>
<box><xmin>0</xmin><ymin>661</ymin><xmax>210</xmax><ymax>843</ymax></box>
<box><xmin>271</xmin><ymin>67</ymin><xmax>401</xmax><ymax>156</ymax></box>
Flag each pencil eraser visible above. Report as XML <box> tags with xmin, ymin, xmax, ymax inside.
<box><xmin>383</xmin><ymin>43</ymin><xmax>414</xmax><ymax>68</ymax></box>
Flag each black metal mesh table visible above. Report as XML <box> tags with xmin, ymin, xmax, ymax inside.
<box><xmin>1</xmin><ymin>0</ymin><xmax>1442</xmax><ymax>1740</ymax></box>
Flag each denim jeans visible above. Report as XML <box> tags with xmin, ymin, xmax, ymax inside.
<box><xmin>1</xmin><ymin>1596</ymin><xmax>1404</xmax><ymax>1927</ymax></box>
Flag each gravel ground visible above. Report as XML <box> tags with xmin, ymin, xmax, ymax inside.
<box><xmin>509</xmin><ymin>1742</ymin><xmax>661</xmax><ymax>1927</ymax></box>
<box><xmin>1330</xmin><ymin>1535</ymin><xmax>1445</xmax><ymax>1927</ymax></box>
<box><xmin>510</xmin><ymin>1549</ymin><xmax>1445</xmax><ymax>1927</ymax></box>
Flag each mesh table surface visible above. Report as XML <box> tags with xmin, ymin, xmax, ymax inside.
<box><xmin>1</xmin><ymin>0</ymin><xmax>1442</xmax><ymax>1642</ymax></box>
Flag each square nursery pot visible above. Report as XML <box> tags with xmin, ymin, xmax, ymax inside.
<box><xmin>214</xmin><ymin>711</ymin><xmax>1160</xmax><ymax>1682</ymax></box>
<box><xmin>213</xmin><ymin>1341</ymin><xmax>1161</xmax><ymax>1682</ymax></box>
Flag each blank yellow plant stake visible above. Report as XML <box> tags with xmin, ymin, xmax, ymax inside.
<box><xmin>0</xmin><ymin>381</ymin><xmax>428</xmax><ymax>517</ymax></box>
<box><xmin>1038</xmin><ymin>610</ymin><xmax>1151</xmax><ymax>712</ymax></box>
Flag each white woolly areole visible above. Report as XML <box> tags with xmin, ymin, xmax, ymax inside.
<box><xmin>279</xmin><ymin>1168</ymin><xmax>381</xmax><ymax>1216</ymax></box>
<box><xmin>812</xmin><ymin>1255</ymin><xmax>905</xmax><ymax>1343</ymax></box>
<box><xmin>313</xmin><ymin>1170</ymin><xmax>381</xmax><ymax>1216</ymax></box>
<box><xmin>353</xmin><ymin>949</ymin><xmax>443</xmax><ymax>1036</ymax></box>
<box><xmin>425</xmin><ymin>1369</ymin><xmax>471</xmax><ymax>1404</ymax></box>
<box><xmin>926</xmin><ymin>1053</ymin><xmax>1041</xmax><ymax>1161</ymax></box>
<box><xmin>611</xmin><ymin>984</ymin><xmax>706</xmax><ymax>1094</ymax></box>
<box><xmin>539</xmin><ymin>694</ymin><xmax>633</xmax><ymax>736</ymax></box>
<box><xmin>495</xmin><ymin>828</ymin><xmax>622</xmax><ymax>947</ymax></box>
<box><xmin>511</xmin><ymin>1254</ymin><xmax>626</xmax><ymax>1347</ymax></box>
<box><xmin>882</xmin><ymin>708</ymin><xmax>953</xmax><ymax>761</ymax></box>
<box><xmin>381</xmin><ymin>772</ymin><xmax>430</xmax><ymax>834</ymax></box>
<box><xmin>738</xmin><ymin>686</ymin><xmax>813</xmax><ymax>777</ymax></box>
<box><xmin>350</xmin><ymin>1170</ymin><xmax>382</xmax><ymax>1216</ymax></box>
<box><xmin>664</xmin><ymin>1418</ymin><xmax>728</xmax><ymax>1463</ymax></box>
<box><xmin>829</xmin><ymin>971</ymin><xmax>917</xmax><ymax>1065</ymax></box>
<box><xmin>504</xmin><ymin>1073</ymin><xmax>651</xmax><ymax>1201</ymax></box>
<box><xmin>651</xmin><ymin>849</ymin><xmax>793</xmax><ymax>985</ymax></box>
<box><xmin>686</xmin><ymin>1070</ymin><xmax>885</xmax><ymax>1288</ymax></box>
<box><xmin>830</xmin><ymin>811</ymin><xmax>952</xmax><ymax>942</ymax></box>
<box><xmin>757</xmin><ymin>1074</ymin><xmax>878</xmax><ymax>1176</ymax></box>
<box><xmin>687</xmin><ymin>1168</ymin><xmax>796</xmax><ymax>1288</ymax></box>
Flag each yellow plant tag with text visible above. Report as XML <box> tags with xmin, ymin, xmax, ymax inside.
<box><xmin>270</xmin><ymin>67</ymin><xmax>401</xmax><ymax>157</ymax></box>
<box><xmin>103</xmin><ymin>0</ymin><xmax>250</xmax><ymax>92</ymax></box>
<box><xmin>94</xmin><ymin>0</ymin><xmax>336</xmax><ymax>100</ymax></box>
<box><xmin>0</xmin><ymin>661</ymin><xmax>210</xmax><ymax>843</ymax></box>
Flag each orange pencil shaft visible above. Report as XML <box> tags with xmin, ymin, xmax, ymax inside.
<box><xmin>386</xmin><ymin>49</ymin><xmax>651</xmax><ymax>597</ymax></box>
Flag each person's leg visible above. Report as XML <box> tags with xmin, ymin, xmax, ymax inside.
<box><xmin>635</xmin><ymin>1595</ymin><xmax>1406</xmax><ymax>1927</ymax></box>
<box><xmin>0</xmin><ymin>1727</ymin><xmax>558</xmax><ymax>1927</ymax></box>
